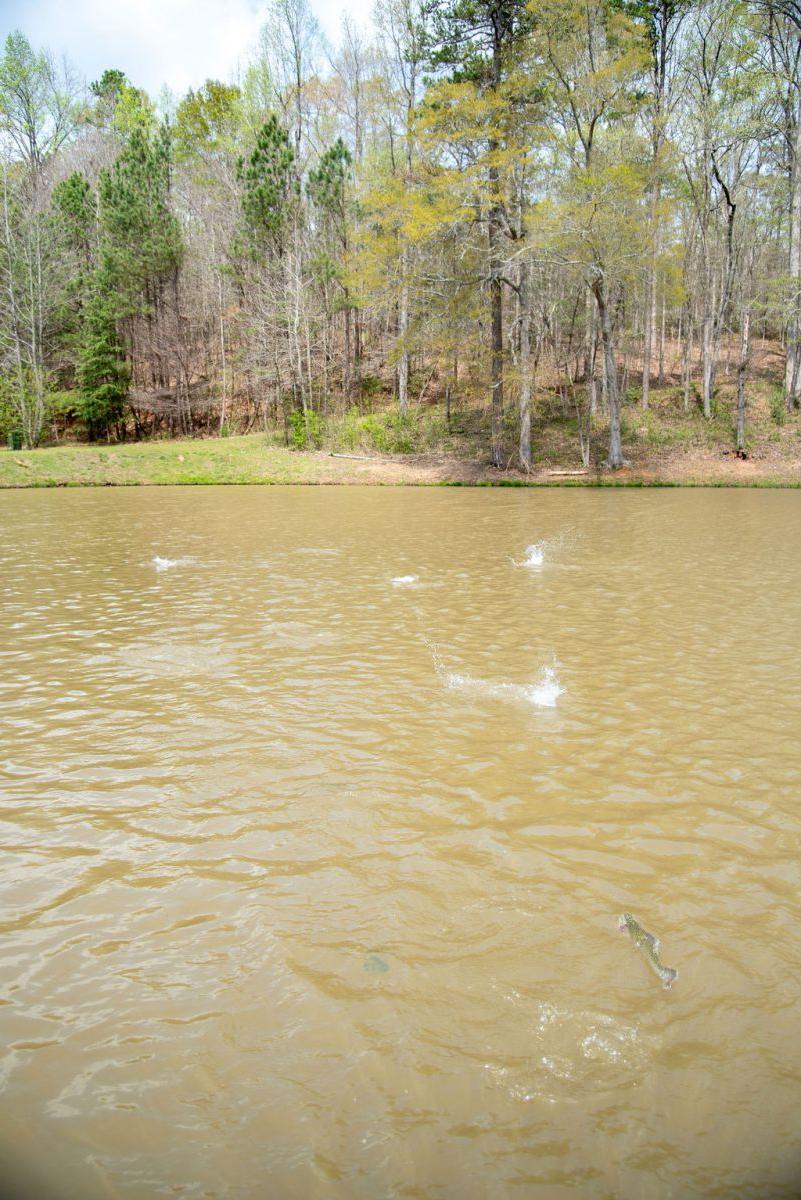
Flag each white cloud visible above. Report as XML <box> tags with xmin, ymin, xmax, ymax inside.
<box><xmin>0</xmin><ymin>0</ymin><xmax>376</xmax><ymax>99</ymax></box>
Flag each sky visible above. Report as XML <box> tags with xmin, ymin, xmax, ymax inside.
<box><xmin>0</xmin><ymin>0</ymin><xmax>375</xmax><ymax>100</ymax></box>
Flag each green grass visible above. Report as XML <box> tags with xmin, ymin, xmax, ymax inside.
<box><xmin>0</xmin><ymin>436</ymin><xmax>342</xmax><ymax>488</ymax></box>
<box><xmin>0</xmin><ymin>433</ymin><xmax>798</xmax><ymax>489</ymax></box>
<box><xmin>1</xmin><ymin>380</ymin><xmax>800</xmax><ymax>489</ymax></box>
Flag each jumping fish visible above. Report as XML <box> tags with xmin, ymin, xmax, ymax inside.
<box><xmin>363</xmin><ymin>953</ymin><xmax>389</xmax><ymax>974</ymax></box>
<box><xmin>618</xmin><ymin>912</ymin><xmax>678</xmax><ymax>990</ymax></box>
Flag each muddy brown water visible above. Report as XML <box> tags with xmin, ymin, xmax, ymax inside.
<box><xmin>1</xmin><ymin>486</ymin><xmax>800</xmax><ymax>1199</ymax></box>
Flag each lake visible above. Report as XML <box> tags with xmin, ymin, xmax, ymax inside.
<box><xmin>1</xmin><ymin>486</ymin><xmax>800</xmax><ymax>1199</ymax></box>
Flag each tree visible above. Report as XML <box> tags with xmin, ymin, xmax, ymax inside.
<box><xmin>238</xmin><ymin>114</ymin><xmax>297</xmax><ymax>253</ymax></box>
<box><xmin>0</xmin><ymin>32</ymin><xmax>80</xmax><ymax>170</ymax></box>
<box><xmin>257</xmin><ymin>0</ymin><xmax>324</xmax><ymax>167</ymax></box>
<box><xmin>425</xmin><ymin>0</ymin><xmax>534</xmax><ymax>466</ymax></box>
<box><xmin>618</xmin><ymin>0</ymin><xmax>689</xmax><ymax>409</ymax></box>
<box><xmin>308</xmin><ymin>138</ymin><xmax>355</xmax><ymax>390</ymax></box>
<box><xmin>61</xmin><ymin>120</ymin><xmax>185</xmax><ymax>437</ymax></box>
<box><xmin>76</xmin><ymin>285</ymin><xmax>129</xmax><ymax>438</ymax></box>
<box><xmin>534</xmin><ymin>0</ymin><xmax>650</xmax><ymax>467</ymax></box>
<box><xmin>753</xmin><ymin>0</ymin><xmax>801</xmax><ymax>405</ymax></box>
<box><xmin>173</xmin><ymin>81</ymin><xmax>243</xmax><ymax>165</ymax></box>
<box><xmin>376</xmin><ymin>0</ymin><xmax>426</xmax><ymax>415</ymax></box>
<box><xmin>51</xmin><ymin>171</ymin><xmax>97</xmax><ymax>381</ymax></box>
<box><xmin>0</xmin><ymin>33</ymin><xmax>81</xmax><ymax>445</ymax></box>
<box><xmin>679</xmin><ymin>0</ymin><xmax>764</xmax><ymax>418</ymax></box>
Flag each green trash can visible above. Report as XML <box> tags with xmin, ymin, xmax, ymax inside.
<box><xmin>7</xmin><ymin>431</ymin><xmax>22</xmax><ymax>451</ymax></box>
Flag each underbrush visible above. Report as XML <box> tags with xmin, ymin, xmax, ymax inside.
<box><xmin>288</xmin><ymin>406</ymin><xmax>457</xmax><ymax>455</ymax></box>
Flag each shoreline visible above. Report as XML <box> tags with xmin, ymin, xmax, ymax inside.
<box><xmin>1</xmin><ymin>435</ymin><xmax>800</xmax><ymax>489</ymax></box>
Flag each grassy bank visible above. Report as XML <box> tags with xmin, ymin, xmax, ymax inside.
<box><xmin>1</xmin><ymin>432</ymin><xmax>800</xmax><ymax>487</ymax></box>
<box><xmin>2</xmin><ymin>382</ymin><xmax>800</xmax><ymax>487</ymax></box>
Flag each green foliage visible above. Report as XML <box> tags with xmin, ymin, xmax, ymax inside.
<box><xmin>89</xmin><ymin>69</ymin><xmax>127</xmax><ymax>123</ymax></box>
<box><xmin>424</xmin><ymin>0</ymin><xmax>534</xmax><ymax>85</ymax></box>
<box><xmin>237</xmin><ymin>115</ymin><xmax>296</xmax><ymax>252</ymax></box>
<box><xmin>174</xmin><ymin>80</ymin><xmax>242</xmax><ymax>162</ymax></box>
<box><xmin>770</xmin><ymin>386</ymin><xmax>786</xmax><ymax>425</ymax></box>
<box><xmin>357</xmin><ymin>373</ymin><xmax>383</xmax><ymax>401</ymax></box>
<box><xmin>289</xmin><ymin>409</ymin><xmax>324</xmax><ymax>449</ymax></box>
<box><xmin>52</xmin><ymin>172</ymin><xmax>96</xmax><ymax>255</ymax></box>
<box><xmin>307</xmin><ymin>139</ymin><xmax>351</xmax><ymax>222</ymax></box>
<box><xmin>98</xmin><ymin>124</ymin><xmax>183</xmax><ymax>312</ymax></box>
<box><xmin>0</xmin><ymin>365</ymin><xmax>52</xmax><ymax>447</ymax></box>
<box><xmin>49</xmin><ymin>120</ymin><xmax>183</xmax><ymax>440</ymax></box>
<box><xmin>0</xmin><ymin>31</ymin><xmax>81</xmax><ymax>166</ymax></box>
<box><xmin>76</xmin><ymin>288</ymin><xmax>129</xmax><ymax>438</ymax></box>
<box><xmin>89</xmin><ymin>69</ymin><xmax>154</xmax><ymax>136</ymax></box>
<box><xmin>335</xmin><ymin>407</ymin><xmax>449</xmax><ymax>454</ymax></box>
<box><xmin>0</xmin><ymin>375</ymin><xmax>18</xmax><ymax>440</ymax></box>
<box><xmin>50</xmin><ymin>171</ymin><xmax>97</xmax><ymax>374</ymax></box>
<box><xmin>48</xmin><ymin>389</ymin><xmax>78</xmax><ymax>419</ymax></box>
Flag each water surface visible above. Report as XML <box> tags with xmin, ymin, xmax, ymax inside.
<box><xmin>1</xmin><ymin>486</ymin><xmax>800</xmax><ymax>1199</ymax></box>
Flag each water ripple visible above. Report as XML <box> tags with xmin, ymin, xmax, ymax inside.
<box><xmin>0</xmin><ymin>488</ymin><xmax>800</xmax><ymax>1199</ymax></box>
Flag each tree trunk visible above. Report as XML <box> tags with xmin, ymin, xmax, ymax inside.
<box><xmin>786</xmin><ymin>94</ymin><xmax>801</xmax><ymax>406</ymax></box>
<box><xmin>488</xmin><ymin>162</ymin><xmax>504</xmax><ymax>467</ymax></box>
<box><xmin>641</xmin><ymin>186</ymin><xmax>659</xmax><ymax>409</ymax></box>
<box><xmin>683</xmin><ymin>312</ymin><xmax>694</xmax><ymax>413</ymax></box>
<box><xmin>398</xmin><ymin>251</ymin><xmax>409</xmax><ymax>417</ymax></box>
<box><xmin>703</xmin><ymin>167</ymin><xmax>737</xmax><ymax>417</ymax></box>
<box><xmin>586</xmin><ymin>292</ymin><xmax>599</xmax><ymax>417</ymax></box>
<box><xmin>591</xmin><ymin>273</ymin><xmax>626</xmax><ymax>469</ymax></box>
<box><xmin>518</xmin><ymin>255</ymin><xmax>532</xmax><ymax>471</ymax></box>
<box><xmin>344</xmin><ymin>304</ymin><xmax>352</xmax><ymax>395</ymax></box>
<box><xmin>218</xmin><ymin>274</ymin><xmax>227</xmax><ymax>435</ymax></box>
<box><xmin>642</xmin><ymin>270</ymin><xmax>655</xmax><ymax>409</ymax></box>
<box><xmin>736</xmin><ymin>306</ymin><xmax>751</xmax><ymax>454</ymax></box>
<box><xmin>701</xmin><ymin>268</ymin><xmax>715</xmax><ymax>418</ymax></box>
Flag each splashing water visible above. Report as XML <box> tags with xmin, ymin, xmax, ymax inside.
<box><xmin>511</xmin><ymin>528</ymin><xmax>580</xmax><ymax>569</ymax></box>
<box><xmin>510</xmin><ymin>542</ymin><xmax>545</xmax><ymax>569</ymax></box>
<box><xmin>426</xmin><ymin>639</ymin><xmax>564</xmax><ymax>709</ymax></box>
<box><xmin>444</xmin><ymin>664</ymin><xmax>564</xmax><ymax>709</ymax></box>
<box><xmin>392</xmin><ymin>574</ymin><xmax>420</xmax><ymax>586</ymax></box>
<box><xmin>152</xmin><ymin>556</ymin><xmax>190</xmax><ymax>572</ymax></box>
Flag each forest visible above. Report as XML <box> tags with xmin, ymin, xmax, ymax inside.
<box><xmin>0</xmin><ymin>0</ymin><xmax>799</xmax><ymax>471</ymax></box>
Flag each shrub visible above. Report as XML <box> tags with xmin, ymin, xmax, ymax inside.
<box><xmin>289</xmin><ymin>409</ymin><xmax>324</xmax><ymax>449</ymax></box>
<box><xmin>770</xmin><ymin>387</ymin><xmax>787</xmax><ymax>426</ymax></box>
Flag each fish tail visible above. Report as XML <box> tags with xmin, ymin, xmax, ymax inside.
<box><xmin>661</xmin><ymin>967</ymin><xmax>678</xmax><ymax>990</ymax></box>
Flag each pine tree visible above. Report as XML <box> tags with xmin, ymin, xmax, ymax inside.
<box><xmin>237</xmin><ymin>114</ymin><xmax>297</xmax><ymax>254</ymax></box>
<box><xmin>98</xmin><ymin>124</ymin><xmax>183</xmax><ymax>314</ymax></box>
<box><xmin>69</xmin><ymin>121</ymin><xmax>183</xmax><ymax>437</ymax></box>
<box><xmin>51</xmin><ymin>172</ymin><xmax>97</xmax><ymax>375</ymax></box>
<box><xmin>76</xmin><ymin>283</ymin><xmax>129</xmax><ymax>439</ymax></box>
<box><xmin>308</xmin><ymin>139</ymin><xmax>355</xmax><ymax>387</ymax></box>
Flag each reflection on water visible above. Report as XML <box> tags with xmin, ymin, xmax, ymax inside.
<box><xmin>1</xmin><ymin>486</ymin><xmax>801</xmax><ymax>1199</ymax></box>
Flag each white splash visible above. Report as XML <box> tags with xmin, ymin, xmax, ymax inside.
<box><xmin>427</xmin><ymin>639</ymin><xmax>564</xmax><ymax>709</ymax></box>
<box><xmin>522</xmin><ymin>543</ymin><xmax>544</xmax><ymax>568</ymax></box>
<box><xmin>391</xmin><ymin>574</ymin><xmax>420</xmax><ymax>586</ymax></box>
<box><xmin>512</xmin><ymin>528</ymin><xmax>579</xmax><ymax>569</ymax></box>
<box><xmin>444</xmin><ymin>664</ymin><xmax>563</xmax><ymax>709</ymax></box>
<box><xmin>511</xmin><ymin>542</ymin><xmax>545</xmax><ymax>569</ymax></box>
<box><xmin>152</xmin><ymin>556</ymin><xmax>191</xmax><ymax>572</ymax></box>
